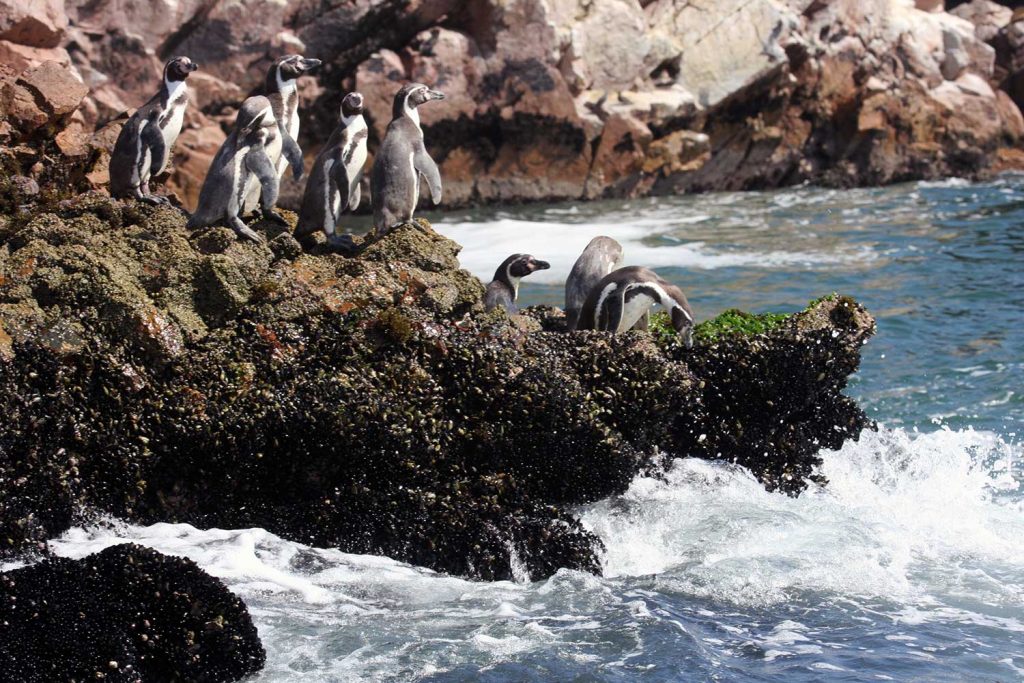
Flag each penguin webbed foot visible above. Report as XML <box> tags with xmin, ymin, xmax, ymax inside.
<box><xmin>325</xmin><ymin>233</ymin><xmax>358</xmax><ymax>255</ymax></box>
<box><xmin>262</xmin><ymin>208</ymin><xmax>290</xmax><ymax>227</ymax></box>
<box><xmin>229</xmin><ymin>217</ymin><xmax>266</xmax><ymax>243</ymax></box>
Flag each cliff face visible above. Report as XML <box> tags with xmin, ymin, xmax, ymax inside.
<box><xmin>2</xmin><ymin>0</ymin><xmax>1023</xmax><ymax>209</ymax></box>
<box><xmin>0</xmin><ymin>196</ymin><xmax>875</xmax><ymax>581</ymax></box>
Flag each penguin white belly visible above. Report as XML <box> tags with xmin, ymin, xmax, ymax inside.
<box><xmin>229</xmin><ymin>145</ymin><xmax>251</xmax><ymax>215</ymax></box>
<box><xmin>618</xmin><ymin>293</ymin><xmax>656</xmax><ymax>332</ymax></box>
<box><xmin>157</xmin><ymin>103</ymin><xmax>186</xmax><ymax>174</ymax></box>
<box><xmin>244</xmin><ymin>134</ymin><xmax>282</xmax><ymax>213</ymax></box>
<box><xmin>408</xmin><ymin>151</ymin><xmax>419</xmax><ymax>217</ymax></box>
<box><xmin>274</xmin><ymin>103</ymin><xmax>300</xmax><ymax>181</ymax></box>
<box><xmin>323</xmin><ymin>159</ymin><xmax>338</xmax><ymax>234</ymax></box>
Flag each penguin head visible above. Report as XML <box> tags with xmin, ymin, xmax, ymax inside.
<box><xmin>270</xmin><ymin>54</ymin><xmax>322</xmax><ymax>90</ymax></box>
<box><xmin>669</xmin><ymin>300</ymin><xmax>695</xmax><ymax>349</ymax></box>
<box><xmin>493</xmin><ymin>254</ymin><xmax>550</xmax><ymax>297</ymax></box>
<box><xmin>393</xmin><ymin>83</ymin><xmax>445</xmax><ymax>119</ymax></box>
<box><xmin>165</xmin><ymin>56</ymin><xmax>198</xmax><ymax>82</ymax></box>
<box><xmin>340</xmin><ymin>92</ymin><xmax>365</xmax><ymax>122</ymax></box>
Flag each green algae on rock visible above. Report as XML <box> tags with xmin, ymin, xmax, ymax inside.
<box><xmin>0</xmin><ymin>196</ymin><xmax>875</xmax><ymax>580</ymax></box>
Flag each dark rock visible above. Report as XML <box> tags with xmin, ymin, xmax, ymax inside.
<box><xmin>0</xmin><ymin>197</ymin><xmax>874</xmax><ymax>581</ymax></box>
<box><xmin>0</xmin><ymin>543</ymin><xmax>265</xmax><ymax>682</ymax></box>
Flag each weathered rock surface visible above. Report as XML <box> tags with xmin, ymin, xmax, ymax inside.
<box><xmin>0</xmin><ymin>196</ymin><xmax>875</xmax><ymax>581</ymax></box>
<box><xmin>0</xmin><ymin>543</ymin><xmax>265</xmax><ymax>682</ymax></box>
<box><xmin>0</xmin><ymin>0</ymin><xmax>1017</xmax><ymax>211</ymax></box>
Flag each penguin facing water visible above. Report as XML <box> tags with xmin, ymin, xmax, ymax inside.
<box><xmin>484</xmin><ymin>254</ymin><xmax>551</xmax><ymax>314</ymax></box>
<box><xmin>109</xmin><ymin>56</ymin><xmax>197</xmax><ymax>204</ymax></box>
<box><xmin>243</xmin><ymin>54</ymin><xmax>319</xmax><ymax>213</ymax></box>
<box><xmin>187</xmin><ymin>96</ymin><xmax>295</xmax><ymax>242</ymax></box>
<box><xmin>577</xmin><ymin>266</ymin><xmax>695</xmax><ymax>347</ymax></box>
<box><xmin>371</xmin><ymin>83</ymin><xmax>445</xmax><ymax>236</ymax></box>
<box><xmin>564</xmin><ymin>236</ymin><xmax>624</xmax><ymax>331</ymax></box>
<box><xmin>294</xmin><ymin>92</ymin><xmax>368</xmax><ymax>251</ymax></box>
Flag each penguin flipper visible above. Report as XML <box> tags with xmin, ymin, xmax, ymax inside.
<box><xmin>281</xmin><ymin>130</ymin><xmax>305</xmax><ymax>181</ymax></box>
<box><xmin>138</xmin><ymin>119</ymin><xmax>167</xmax><ymax>201</ymax></box>
<box><xmin>328</xmin><ymin>161</ymin><xmax>351</xmax><ymax>214</ymax></box>
<box><xmin>245</xmin><ymin>146</ymin><xmax>280</xmax><ymax>210</ymax></box>
<box><xmin>599</xmin><ymin>287</ymin><xmax>625</xmax><ymax>332</ymax></box>
<box><xmin>413</xmin><ymin>146</ymin><xmax>442</xmax><ymax>205</ymax></box>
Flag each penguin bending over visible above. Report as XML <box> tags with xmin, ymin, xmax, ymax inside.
<box><xmin>564</xmin><ymin>236</ymin><xmax>623</xmax><ymax>331</ymax></box>
<box><xmin>577</xmin><ymin>266</ymin><xmax>695</xmax><ymax>347</ymax></box>
<box><xmin>295</xmin><ymin>92</ymin><xmax>368</xmax><ymax>252</ymax></box>
<box><xmin>109</xmin><ymin>56</ymin><xmax>197</xmax><ymax>205</ymax></box>
<box><xmin>371</xmin><ymin>83</ymin><xmax>445</xmax><ymax>236</ymax></box>
<box><xmin>187</xmin><ymin>96</ymin><xmax>294</xmax><ymax>243</ymax></box>
<box><xmin>484</xmin><ymin>254</ymin><xmax>551</xmax><ymax>314</ymax></box>
<box><xmin>243</xmin><ymin>54</ymin><xmax>319</xmax><ymax>213</ymax></box>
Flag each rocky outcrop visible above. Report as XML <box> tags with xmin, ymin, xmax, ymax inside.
<box><xmin>0</xmin><ymin>543</ymin><xmax>265</xmax><ymax>682</ymax></box>
<box><xmin>0</xmin><ymin>0</ymin><xmax>1018</xmax><ymax>210</ymax></box>
<box><xmin>0</xmin><ymin>196</ymin><xmax>875</xmax><ymax>581</ymax></box>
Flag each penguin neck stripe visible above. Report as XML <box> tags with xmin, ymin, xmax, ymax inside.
<box><xmin>276</xmin><ymin>68</ymin><xmax>295</xmax><ymax>96</ymax></box>
<box><xmin>403</xmin><ymin>89</ymin><xmax>421</xmax><ymax>129</ymax></box>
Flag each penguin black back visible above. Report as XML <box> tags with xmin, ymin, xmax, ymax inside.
<box><xmin>565</xmin><ymin>236</ymin><xmax>624</xmax><ymax>330</ymax></box>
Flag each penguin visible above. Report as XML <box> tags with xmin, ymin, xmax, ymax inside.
<box><xmin>187</xmin><ymin>96</ymin><xmax>295</xmax><ymax>243</ymax></box>
<box><xmin>564</xmin><ymin>236</ymin><xmax>624</xmax><ymax>331</ymax></box>
<box><xmin>109</xmin><ymin>56</ymin><xmax>198</xmax><ymax>204</ymax></box>
<box><xmin>577</xmin><ymin>266</ymin><xmax>695</xmax><ymax>347</ymax></box>
<box><xmin>370</xmin><ymin>83</ymin><xmax>445</xmax><ymax>236</ymax></box>
<box><xmin>294</xmin><ymin>92</ymin><xmax>368</xmax><ymax>252</ymax></box>
<box><xmin>483</xmin><ymin>254</ymin><xmax>551</xmax><ymax>314</ymax></box>
<box><xmin>242</xmin><ymin>54</ymin><xmax>319</xmax><ymax>213</ymax></box>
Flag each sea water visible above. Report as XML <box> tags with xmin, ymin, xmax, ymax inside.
<box><xmin>35</xmin><ymin>179</ymin><xmax>1024</xmax><ymax>680</ymax></box>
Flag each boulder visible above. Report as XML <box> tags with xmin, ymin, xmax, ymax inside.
<box><xmin>0</xmin><ymin>196</ymin><xmax>875</xmax><ymax>581</ymax></box>
<box><xmin>0</xmin><ymin>543</ymin><xmax>265</xmax><ymax>682</ymax></box>
<box><xmin>0</xmin><ymin>0</ymin><xmax>67</xmax><ymax>49</ymax></box>
<box><xmin>950</xmin><ymin>0</ymin><xmax>1012</xmax><ymax>43</ymax></box>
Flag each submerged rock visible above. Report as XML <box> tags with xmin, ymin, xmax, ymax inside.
<box><xmin>0</xmin><ymin>197</ymin><xmax>875</xmax><ymax>580</ymax></box>
<box><xmin>0</xmin><ymin>543</ymin><xmax>265</xmax><ymax>682</ymax></box>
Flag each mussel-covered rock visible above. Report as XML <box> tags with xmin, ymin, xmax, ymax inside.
<box><xmin>0</xmin><ymin>543</ymin><xmax>264</xmax><ymax>682</ymax></box>
<box><xmin>0</xmin><ymin>196</ymin><xmax>875</xmax><ymax>580</ymax></box>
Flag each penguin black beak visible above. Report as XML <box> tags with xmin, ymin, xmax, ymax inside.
<box><xmin>189</xmin><ymin>62</ymin><xmax>199</xmax><ymax>72</ymax></box>
<box><xmin>530</xmin><ymin>259</ymin><xmax>550</xmax><ymax>272</ymax></box>
<box><xmin>427</xmin><ymin>89</ymin><xmax>445</xmax><ymax>101</ymax></box>
<box><xmin>302</xmin><ymin>58</ymin><xmax>322</xmax><ymax>71</ymax></box>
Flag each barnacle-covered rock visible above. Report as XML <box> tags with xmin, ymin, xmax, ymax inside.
<box><xmin>0</xmin><ymin>543</ymin><xmax>265</xmax><ymax>682</ymax></box>
<box><xmin>0</xmin><ymin>196</ymin><xmax>874</xmax><ymax>580</ymax></box>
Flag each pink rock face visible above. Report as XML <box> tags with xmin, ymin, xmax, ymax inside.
<box><xmin>0</xmin><ymin>0</ymin><xmax>67</xmax><ymax>49</ymax></box>
<box><xmin>4</xmin><ymin>0</ymin><xmax>1024</xmax><ymax>204</ymax></box>
<box><xmin>2</xmin><ymin>60</ymin><xmax>89</xmax><ymax>135</ymax></box>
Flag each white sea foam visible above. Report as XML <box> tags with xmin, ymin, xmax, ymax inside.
<box><xmin>581</xmin><ymin>427</ymin><xmax>1024</xmax><ymax>611</ymax></box>
<box><xmin>434</xmin><ymin>217</ymin><xmax>870</xmax><ymax>284</ymax></box>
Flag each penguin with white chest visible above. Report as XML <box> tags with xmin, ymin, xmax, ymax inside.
<box><xmin>484</xmin><ymin>254</ymin><xmax>551</xmax><ymax>314</ymax></box>
<box><xmin>242</xmin><ymin>54</ymin><xmax>319</xmax><ymax>213</ymax></box>
<box><xmin>187</xmin><ymin>96</ymin><xmax>295</xmax><ymax>243</ymax></box>
<box><xmin>577</xmin><ymin>266</ymin><xmax>696</xmax><ymax>347</ymax></box>
<box><xmin>109</xmin><ymin>56</ymin><xmax>197</xmax><ymax>205</ymax></box>
<box><xmin>564</xmin><ymin>236</ymin><xmax>624</xmax><ymax>331</ymax></box>
<box><xmin>294</xmin><ymin>92</ymin><xmax>368</xmax><ymax>251</ymax></box>
<box><xmin>371</xmin><ymin>83</ymin><xmax>445</xmax><ymax>236</ymax></box>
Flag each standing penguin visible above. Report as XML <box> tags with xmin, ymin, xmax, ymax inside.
<box><xmin>577</xmin><ymin>266</ymin><xmax>695</xmax><ymax>347</ymax></box>
<box><xmin>109</xmin><ymin>56</ymin><xmax>198</xmax><ymax>204</ymax></box>
<box><xmin>187</xmin><ymin>96</ymin><xmax>296</xmax><ymax>243</ymax></box>
<box><xmin>371</xmin><ymin>83</ymin><xmax>445</xmax><ymax>236</ymax></box>
<box><xmin>294</xmin><ymin>92</ymin><xmax>368</xmax><ymax>251</ymax></box>
<box><xmin>242</xmin><ymin>54</ymin><xmax>320</xmax><ymax>213</ymax></box>
<box><xmin>484</xmin><ymin>254</ymin><xmax>551</xmax><ymax>314</ymax></box>
<box><xmin>564</xmin><ymin>236</ymin><xmax>624</xmax><ymax>331</ymax></box>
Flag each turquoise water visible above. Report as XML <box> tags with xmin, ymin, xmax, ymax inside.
<box><xmin>39</xmin><ymin>179</ymin><xmax>1024</xmax><ymax>681</ymax></box>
